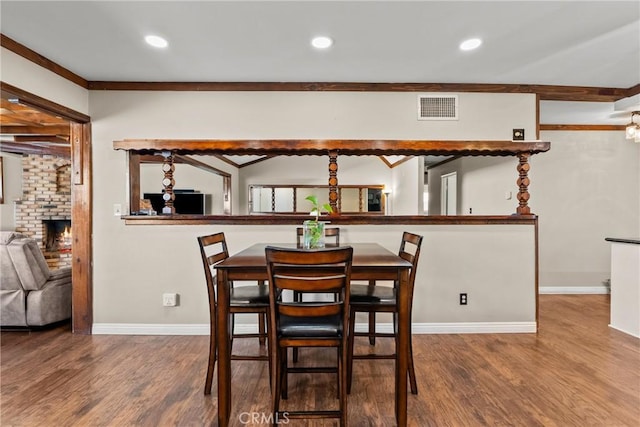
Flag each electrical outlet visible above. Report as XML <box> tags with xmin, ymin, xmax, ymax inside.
<box><xmin>163</xmin><ymin>293</ymin><xmax>178</xmax><ymax>307</ymax></box>
<box><xmin>513</xmin><ymin>129</ymin><xmax>525</xmax><ymax>140</ymax></box>
<box><xmin>459</xmin><ymin>293</ymin><xmax>468</xmax><ymax>305</ymax></box>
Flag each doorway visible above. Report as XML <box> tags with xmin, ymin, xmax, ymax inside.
<box><xmin>440</xmin><ymin>172</ymin><xmax>457</xmax><ymax>215</ymax></box>
<box><xmin>0</xmin><ymin>82</ymin><xmax>93</xmax><ymax>334</ymax></box>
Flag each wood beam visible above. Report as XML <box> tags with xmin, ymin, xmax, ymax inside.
<box><xmin>174</xmin><ymin>154</ymin><xmax>231</xmax><ymax>177</ymax></box>
<box><xmin>0</xmin><ymin>124</ymin><xmax>70</xmax><ymax>135</ymax></box>
<box><xmin>540</xmin><ymin>124</ymin><xmax>626</xmax><ymax>131</ymax></box>
<box><xmin>88</xmin><ymin>81</ymin><xmax>631</xmax><ymax>102</ymax></box>
<box><xmin>13</xmin><ymin>135</ymin><xmax>69</xmax><ymax>144</ymax></box>
<box><xmin>0</xmin><ymin>82</ymin><xmax>90</xmax><ymax>123</ymax></box>
<box><xmin>0</xmin><ymin>140</ymin><xmax>70</xmax><ymax>157</ymax></box>
<box><xmin>0</xmin><ymin>34</ymin><xmax>88</xmax><ymax>89</ymax></box>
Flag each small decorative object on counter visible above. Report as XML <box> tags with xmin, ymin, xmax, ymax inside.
<box><xmin>303</xmin><ymin>195</ymin><xmax>333</xmax><ymax>249</ymax></box>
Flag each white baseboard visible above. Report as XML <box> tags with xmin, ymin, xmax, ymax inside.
<box><xmin>92</xmin><ymin>323</ymin><xmax>210</xmax><ymax>335</ymax></box>
<box><xmin>539</xmin><ymin>286</ymin><xmax>610</xmax><ymax>294</ymax></box>
<box><xmin>93</xmin><ymin>321</ymin><xmax>536</xmax><ymax>335</ymax></box>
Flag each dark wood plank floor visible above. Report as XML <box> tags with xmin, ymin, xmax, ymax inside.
<box><xmin>1</xmin><ymin>295</ymin><xmax>638</xmax><ymax>426</ymax></box>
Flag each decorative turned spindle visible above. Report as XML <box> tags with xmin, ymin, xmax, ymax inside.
<box><xmin>161</xmin><ymin>151</ymin><xmax>176</xmax><ymax>214</ymax></box>
<box><xmin>328</xmin><ymin>151</ymin><xmax>339</xmax><ymax>213</ymax></box>
<box><xmin>516</xmin><ymin>153</ymin><xmax>531</xmax><ymax>215</ymax></box>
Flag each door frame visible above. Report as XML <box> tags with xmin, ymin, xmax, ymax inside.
<box><xmin>1</xmin><ymin>82</ymin><xmax>93</xmax><ymax>334</ymax></box>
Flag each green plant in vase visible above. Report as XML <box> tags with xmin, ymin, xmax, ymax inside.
<box><xmin>303</xmin><ymin>195</ymin><xmax>333</xmax><ymax>249</ymax></box>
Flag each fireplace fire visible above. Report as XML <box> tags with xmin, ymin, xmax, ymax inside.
<box><xmin>43</xmin><ymin>220</ymin><xmax>72</xmax><ymax>253</ymax></box>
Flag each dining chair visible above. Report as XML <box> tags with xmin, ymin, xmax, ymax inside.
<box><xmin>293</xmin><ymin>226</ymin><xmax>340</xmax><ymax>362</ymax></box>
<box><xmin>347</xmin><ymin>231</ymin><xmax>423</xmax><ymax>395</ymax></box>
<box><xmin>265</xmin><ymin>245</ymin><xmax>353</xmax><ymax>427</ymax></box>
<box><xmin>197</xmin><ymin>232</ymin><xmax>270</xmax><ymax>395</ymax></box>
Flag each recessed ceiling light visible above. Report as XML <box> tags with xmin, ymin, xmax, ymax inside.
<box><xmin>459</xmin><ymin>38</ymin><xmax>482</xmax><ymax>51</ymax></box>
<box><xmin>311</xmin><ymin>36</ymin><xmax>333</xmax><ymax>49</ymax></box>
<box><xmin>145</xmin><ymin>35</ymin><xmax>168</xmax><ymax>49</ymax></box>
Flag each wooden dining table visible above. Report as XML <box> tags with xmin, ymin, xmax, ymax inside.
<box><xmin>214</xmin><ymin>242</ymin><xmax>413</xmax><ymax>426</ymax></box>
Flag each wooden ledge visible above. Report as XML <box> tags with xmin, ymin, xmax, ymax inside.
<box><xmin>121</xmin><ymin>214</ymin><xmax>538</xmax><ymax>226</ymax></box>
<box><xmin>113</xmin><ymin>139</ymin><xmax>550</xmax><ymax>157</ymax></box>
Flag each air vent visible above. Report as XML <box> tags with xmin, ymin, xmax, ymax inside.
<box><xmin>417</xmin><ymin>94</ymin><xmax>459</xmax><ymax>120</ymax></box>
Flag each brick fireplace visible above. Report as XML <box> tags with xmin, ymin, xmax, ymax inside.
<box><xmin>14</xmin><ymin>155</ymin><xmax>72</xmax><ymax>269</ymax></box>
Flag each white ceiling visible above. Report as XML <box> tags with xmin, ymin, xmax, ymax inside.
<box><xmin>1</xmin><ymin>1</ymin><xmax>639</xmax><ymax>124</ymax></box>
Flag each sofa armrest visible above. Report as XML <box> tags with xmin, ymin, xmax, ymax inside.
<box><xmin>49</xmin><ymin>267</ymin><xmax>72</xmax><ymax>281</ymax></box>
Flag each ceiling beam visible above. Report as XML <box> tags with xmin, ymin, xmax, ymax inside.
<box><xmin>539</xmin><ymin>124</ymin><xmax>626</xmax><ymax>131</ymax></box>
<box><xmin>174</xmin><ymin>155</ymin><xmax>231</xmax><ymax>177</ymax></box>
<box><xmin>0</xmin><ymin>124</ymin><xmax>70</xmax><ymax>135</ymax></box>
<box><xmin>13</xmin><ymin>135</ymin><xmax>69</xmax><ymax>143</ymax></box>
<box><xmin>0</xmin><ymin>140</ymin><xmax>70</xmax><ymax>157</ymax></box>
<box><xmin>1</xmin><ymin>82</ymin><xmax>90</xmax><ymax>123</ymax></box>
<box><xmin>0</xmin><ymin>34</ymin><xmax>88</xmax><ymax>89</ymax></box>
<box><xmin>87</xmin><ymin>81</ymin><xmax>631</xmax><ymax>102</ymax></box>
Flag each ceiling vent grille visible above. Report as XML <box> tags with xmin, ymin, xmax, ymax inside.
<box><xmin>418</xmin><ymin>95</ymin><xmax>459</xmax><ymax>120</ymax></box>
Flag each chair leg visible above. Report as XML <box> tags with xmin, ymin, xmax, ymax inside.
<box><xmin>347</xmin><ymin>306</ymin><xmax>356</xmax><ymax>394</ymax></box>
<box><xmin>266</xmin><ymin>312</ymin><xmax>273</xmax><ymax>392</ymax></box>
<box><xmin>258</xmin><ymin>280</ymin><xmax>268</xmax><ymax>346</ymax></box>
<box><xmin>292</xmin><ymin>291</ymin><xmax>301</xmax><ymax>362</ymax></box>
<box><xmin>368</xmin><ymin>312</ymin><xmax>376</xmax><ymax>345</ymax></box>
<box><xmin>281</xmin><ymin>347</ymin><xmax>289</xmax><ymax>400</ymax></box>
<box><xmin>339</xmin><ymin>345</ymin><xmax>347</xmax><ymax>427</ymax></box>
<box><xmin>258</xmin><ymin>312</ymin><xmax>266</xmax><ymax>345</ymax></box>
<box><xmin>367</xmin><ymin>280</ymin><xmax>377</xmax><ymax>345</ymax></box>
<box><xmin>204</xmin><ymin>307</ymin><xmax>217</xmax><ymax>395</ymax></box>
<box><xmin>272</xmin><ymin>346</ymin><xmax>282</xmax><ymax>427</ymax></box>
<box><xmin>408</xmin><ymin>323</ymin><xmax>418</xmax><ymax>394</ymax></box>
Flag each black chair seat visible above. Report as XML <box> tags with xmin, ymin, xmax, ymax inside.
<box><xmin>229</xmin><ymin>285</ymin><xmax>269</xmax><ymax>305</ymax></box>
<box><xmin>350</xmin><ymin>283</ymin><xmax>395</xmax><ymax>304</ymax></box>
<box><xmin>279</xmin><ymin>314</ymin><xmax>342</xmax><ymax>338</ymax></box>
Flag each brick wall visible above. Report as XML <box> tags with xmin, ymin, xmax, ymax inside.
<box><xmin>15</xmin><ymin>155</ymin><xmax>72</xmax><ymax>269</ymax></box>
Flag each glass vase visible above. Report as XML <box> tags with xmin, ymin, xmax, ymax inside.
<box><xmin>302</xmin><ymin>220</ymin><xmax>326</xmax><ymax>249</ymax></box>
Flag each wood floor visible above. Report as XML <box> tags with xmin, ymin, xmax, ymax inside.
<box><xmin>1</xmin><ymin>295</ymin><xmax>638</xmax><ymax>426</ymax></box>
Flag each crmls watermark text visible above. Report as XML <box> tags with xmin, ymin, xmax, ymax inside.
<box><xmin>238</xmin><ymin>412</ymin><xmax>290</xmax><ymax>425</ymax></box>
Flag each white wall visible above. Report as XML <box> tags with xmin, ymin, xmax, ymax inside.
<box><xmin>428</xmin><ymin>130</ymin><xmax>640</xmax><ymax>289</ymax></box>
<box><xmin>0</xmin><ymin>154</ymin><xmax>23</xmax><ymax>230</ymax></box>
<box><xmin>90</xmin><ymin>223</ymin><xmax>536</xmax><ymax>330</ymax></box>
<box><xmin>0</xmin><ymin>47</ymin><xmax>89</xmax><ymax>115</ymax></box>
<box><xmin>533</xmin><ymin>131</ymin><xmax>640</xmax><ymax>289</ymax></box>
<box><xmin>89</xmin><ymin>90</ymin><xmax>536</xmax><ymax>326</ymax></box>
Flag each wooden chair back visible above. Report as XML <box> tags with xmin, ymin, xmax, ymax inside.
<box><xmin>266</xmin><ymin>246</ymin><xmax>353</xmax><ymax>335</ymax></box>
<box><xmin>398</xmin><ymin>231</ymin><xmax>423</xmax><ymax>308</ymax></box>
<box><xmin>197</xmin><ymin>232</ymin><xmax>229</xmax><ymax>306</ymax></box>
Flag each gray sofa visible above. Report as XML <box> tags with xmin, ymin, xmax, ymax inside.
<box><xmin>0</xmin><ymin>231</ymin><xmax>72</xmax><ymax>327</ymax></box>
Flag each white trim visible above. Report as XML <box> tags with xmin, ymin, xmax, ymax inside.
<box><xmin>539</xmin><ymin>286</ymin><xmax>610</xmax><ymax>294</ymax></box>
<box><xmin>608</xmin><ymin>324</ymin><xmax>640</xmax><ymax>339</ymax></box>
<box><xmin>93</xmin><ymin>322</ymin><xmax>536</xmax><ymax>335</ymax></box>
<box><xmin>93</xmin><ymin>323</ymin><xmax>210</xmax><ymax>335</ymax></box>
<box><xmin>360</xmin><ymin>322</ymin><xmax>536</xmax><ymax>334</ymax></box>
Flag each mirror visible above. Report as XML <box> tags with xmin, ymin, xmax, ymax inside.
<box><xmin>249</xmin><ymin>185</ymin><xmax>385</xmax><ymax>215</ymax></box>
